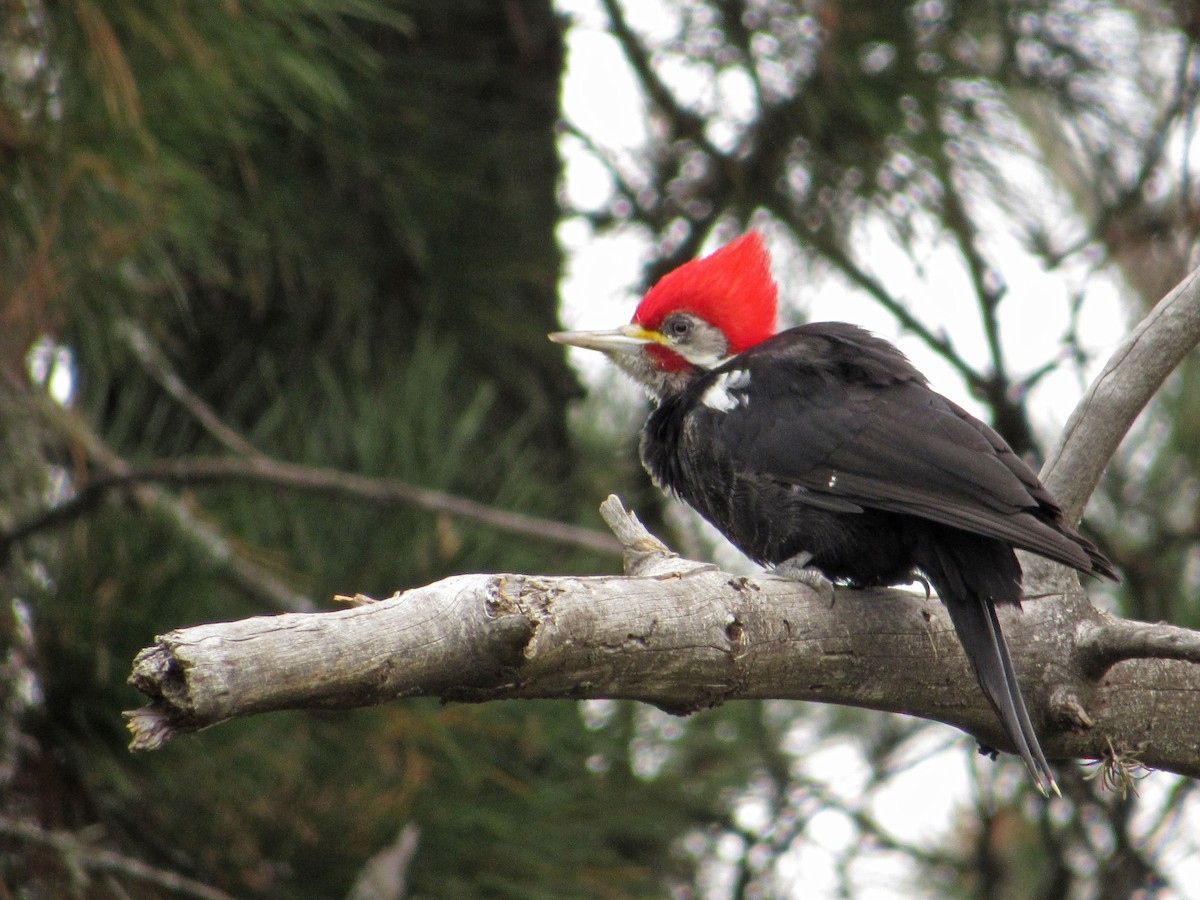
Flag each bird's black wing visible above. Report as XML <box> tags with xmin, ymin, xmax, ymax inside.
<box><xmin>669</xmin><ymin>323</ymin><xmax>1101</xmax><ymax>795</ymax></box>
<box><xmin>699</xmin><ymin>323</ymin><xmax>1113</xmax><ymax>578</ymax></box>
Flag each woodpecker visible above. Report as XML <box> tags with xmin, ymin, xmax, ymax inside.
<box><xmin>550</xmin><ymin>232</ymin><xmax>1117</xmax><ymax>797</ymax></box>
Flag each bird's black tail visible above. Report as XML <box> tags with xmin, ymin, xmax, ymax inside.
<box><xmin>918</xmin><ymin>533</ymin><xmax>1058</xmax><ymax>797</ymax></box>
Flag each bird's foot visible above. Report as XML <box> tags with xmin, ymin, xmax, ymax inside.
<box><xmin>770</xmin><ymin>555</ymin><xmax>836</xmax><ymax>606</ymax></box>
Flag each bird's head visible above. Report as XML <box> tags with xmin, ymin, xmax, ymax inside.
<box><xmin>550</xmin><ymin>232</ymin><xmax>778</xmax><ymax>398</ymax></box>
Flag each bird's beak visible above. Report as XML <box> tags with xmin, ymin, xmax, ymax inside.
<box><xmin>548</xmin><ymin>324</ymin><xmax>664</xmax><ymax>356</ymax></box>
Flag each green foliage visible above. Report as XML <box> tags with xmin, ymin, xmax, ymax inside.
<box><xmin>1</xmin><ymin>1</ymin><xmax>701</xmax><ymax>897</ymax></box>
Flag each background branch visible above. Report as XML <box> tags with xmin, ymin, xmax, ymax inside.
<box><xmin>0</xmin><ymin>815</ymin><xmax>234</xmax><ymax>900</ymax></box>
<box><xmin>6</xmin><ymin>332</ymin><xmax>621</xmax><ymax>564</ymax></box>
<box><xmin>116</xmin><ymin>320</ymin><xmax>262</xmax><ymax>458</ymax></box>
<box><xmin>12</xmin><ymin>382</ymin><xmax>315</xmax><ymax>612</ymax></box>
<box><xmin>2</xmin><ymin>454</ymin><xmax>622</xmax><ymax>561</ymax></box>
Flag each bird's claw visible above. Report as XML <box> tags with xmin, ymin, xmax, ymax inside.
<box><xmin>771</xmin><ymin>558</ymin><xmax>836</xmax><ymax>606</ymax></box>
<box><xmin>912</xmin><ymin>573</ymin><xmax>932</xmax><ymax>599</ymax></box>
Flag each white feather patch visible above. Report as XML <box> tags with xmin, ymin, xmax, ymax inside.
<box><xmin>701</xmin><ymin>369</ymin><xmax>751</xmax><ymax>412</ymax></box>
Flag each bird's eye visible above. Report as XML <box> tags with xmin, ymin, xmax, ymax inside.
<box><xmin>665</xmin><ymin>316</ymin><xmax>692</xmax><ymax>339</ymax></box>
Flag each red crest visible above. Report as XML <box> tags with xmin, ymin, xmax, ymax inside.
<box><xmin>633</xmin><ymin>232</ymin><xmax>778</xmax><ymax>358</ymax></box>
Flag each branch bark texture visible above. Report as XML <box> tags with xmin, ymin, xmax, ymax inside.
<box><xmin>127</xmin><ymin>500</ymin><xmax>1200</xmax><ymax>780</ymax></box>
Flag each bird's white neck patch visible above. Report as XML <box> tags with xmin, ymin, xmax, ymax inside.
<box><xmin>701</xmin><ymin>368</ymin><xmax>751</xmax><ymax>412</ymax></box>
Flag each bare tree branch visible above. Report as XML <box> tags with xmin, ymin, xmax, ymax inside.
<box><xmin>5</xmin><ymin>331</ymin><xmax>621</xmax><ymax>566</ymax></box>
<box><xmin>0</xmin><ymin>815</ymin><xmax>233</xmax><ymax>900</ymax></box>
<box><xmin>1041</xmin><ymin>265</ymin><xmax>1200</xmax><ymax>523</ymax></box>
<box><xmin>116</xmin><ymin>320</ymin><xmax>262</xmax><ymax>457</ymax></box>
<box><xmin>1</xmin><ymin>455</ymin><xmax>622</xmax><ymax>561</ymax></box>
<box><xmin>125</xmin><ymin>497</ymin><xmax>1200</xmax><ymax>782</ymax></box>
<box><xmin>110</xmin><ymin>320</ymin><xmax>622</xmax><ymax>557</ymax></box>
<box><xmin>11</xmin><ymin>380</ymin><xmax>315</xmax><ymax>612</ymax></box>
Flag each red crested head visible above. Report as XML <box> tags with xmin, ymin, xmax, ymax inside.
<box><xmin>633</xmin><ymin>231</ymin><xmax>778</xmax><ymax>358</ymax></box>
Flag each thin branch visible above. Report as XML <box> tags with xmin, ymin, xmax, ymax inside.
<box><xmin>115</xmin><ymin>328</ymin><xmax>619</xmax><ymax>556</ymax></box>
<box><xmin>923</xmin><ymin>117</ymin><xmax>1040</xmax><ymax>453</ymax></box>
<box><xmin>599</xmin><ymin>0</ymin><xmax>716</xmax><ymax>154</ymax></box>
<box><xmin>0</xmin><ymin>815</ymin><xmax>234</xmax><ymax>900</ymax></box>
<box><xmin>558</xmin><ymin>119</ymin><xmax>646</xmax><ymax>215</ymax></box>
<box><xmin>929</xmin><ymin>124</ymin><xmax>1007</xmax><ymax>380</ymax></box>
<box><xmin>2</xmin><ymin>456</ymin><xmax>622</xmax><ymax>560</ymax></box>
<box><xmin>1015</xmin><ymin>349</ymin><xmax>1070</xmax><ymax>397</ymax></box>
<box><xmin>31</xmin><ymin>326</ymin><xmax>620</xmax><ymax>560</ymax></box>
<box><xmin>1041</xmin><ymin>264</ymin><xmax>1200</xmax><ymax>522</ymax></box>
<box><xmin>771</xmin><ymin>207</ymin><xmax>988</xmax><ymax>391</ymax></box>
<box><xmin>116</xmin><ymin>320</ymin><xmax>261</xmax><ymax>457</ymax></box>
<box><xmin>14</xmin><ymin>382</ymin><xmax>314</xmax><ymax>612</ymax></box>
<box><xmin>6</xmin><ymin>331</ymin><xmax>621</xmax><ymax>565</ymax></box>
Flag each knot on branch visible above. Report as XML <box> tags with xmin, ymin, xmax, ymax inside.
<box><xmin>1048</xmin><ymin>685</ymin><xmax>1095</xmax><ymax>733</ymax></box>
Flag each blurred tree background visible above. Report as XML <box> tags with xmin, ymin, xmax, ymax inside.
<box><xmin>2</xmin><ymin>0</ymin><xmax>1199</xmax><ymax>898</ymax></box>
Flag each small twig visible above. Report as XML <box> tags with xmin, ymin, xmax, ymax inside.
<box><xmin>116</xmin><ymin>320</ymin><xmax>261</xmax><ymax>457</ymax></box>
<box><xmin>598</xmin><ymin>494</ymin><xmax>684</xmax><ymax>575</ymax></box>
<box><xmin>0</xmin><ymin>815</ymin><xmax>234</xmax><ymax>900</ymax></box>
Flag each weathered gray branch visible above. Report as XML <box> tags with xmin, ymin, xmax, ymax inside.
<box><xmin>1042</xmin><ymin>264</ymin><xmax>1200</xmax><ymax>522</ymax></box>
<box><xmin>126</xmin><ymin>498</ymin><xmax>1200</xmax><ymax>780</ymax></box>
